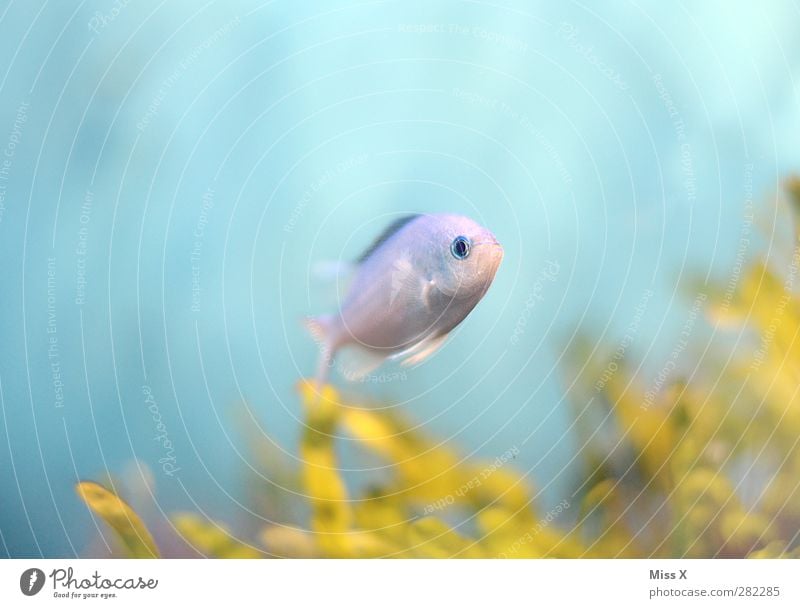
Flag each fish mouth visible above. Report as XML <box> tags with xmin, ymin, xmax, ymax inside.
<box><xmin>473</xmin><ymin>238</ymin><xmax>504</xmax><ymax>272</ymax></box>
<box><xmin>473</xmin><ymin>237</ymin><xmax>502</xmax><ymax>250</ymax></box>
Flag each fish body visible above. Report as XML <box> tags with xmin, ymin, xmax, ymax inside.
<box><xmin>307</xmin><ymin>213</ymin><xmax>503</xmax><ymax>382</ymax></box>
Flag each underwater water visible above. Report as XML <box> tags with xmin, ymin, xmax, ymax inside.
<box><xmin>1</xmin><ymin>1</ymin><xmax>799</xmax><ymax>557</ymax></box>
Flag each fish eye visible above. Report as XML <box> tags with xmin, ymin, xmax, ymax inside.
<box><xmin>450</xmin><ymin>235</ymin><xmax>471</xmax><ymax>260</ymax></box>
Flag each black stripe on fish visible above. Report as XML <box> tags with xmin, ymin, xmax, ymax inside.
<box><xmin>356</xmin><ymin>214</ymin><xmax>421</xmax><ymax>263</ymax></box>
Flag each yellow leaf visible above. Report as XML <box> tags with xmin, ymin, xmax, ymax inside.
<box><xmin>720</xmin><ymin>510</ymin><xmax>775</xmax><ymax>555</ymax></box>
<box><xmin>173</xmin><ymin>513</ymin><xmax>261</xmax><ymax>558</ymax></box>
<box><xmin>297</xmin><ymin>381</ymin><xmax>354</xmax><ymax>556</ymax></box>
<box><xmin>406</xmin><ymin>517</ymin><xmax>484</xmax><ymax>558</ymax></box>
<box><xmin>75</xmin><ymin>481</ymin><xmax>159</xmax><ymax>558</ymax></box>
<box><xmin>261</xmin><ymin>525</ymin><xmax>318</xmax><ymax>558</ymax></box>
<box><xmin>748</xmin><ymin>540</ymin><xmax>800</xmax><ymax>559</ymax></box>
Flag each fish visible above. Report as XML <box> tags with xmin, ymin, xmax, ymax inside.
<box><xmin>306</xmin><ymin>213</ymin><xmax>504</xmax><ymax>385</ymax></box>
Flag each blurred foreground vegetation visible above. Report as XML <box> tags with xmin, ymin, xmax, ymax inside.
<box><xmin>77</xmin><ymin>180</ymin><xmax>800</xmax><ymax>558</ymax></box>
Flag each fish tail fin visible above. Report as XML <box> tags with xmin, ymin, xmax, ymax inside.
<box><xmin>304</xmin><ymin>315</ymin><xmax>335</xmax><ymax>390</ymax></box>
<box><xmin>303</xmin><ymin>314</ymin><xmax>386</xmax><ymax>384</ymax></box>
<box><xmin>304</xmin><ymin>314</ymin><xmax>332</xmax><ymax>345</ymax></box>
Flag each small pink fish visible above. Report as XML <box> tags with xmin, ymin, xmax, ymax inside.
<box><xmin>306</xmin><ymin>213</ymin><xmax>503</xmax><ymax>384</ymax></box>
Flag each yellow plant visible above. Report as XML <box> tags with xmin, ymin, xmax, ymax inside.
<box><xmin>76</xmin><ymin>179</ymin><xmax>800</xmax><ymax>558</ymax></box>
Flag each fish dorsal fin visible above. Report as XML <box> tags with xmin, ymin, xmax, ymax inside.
<box><xmin>357</xmin><ymin>214</ymin><xmax>421</xmax><ymax>263</ymax></box>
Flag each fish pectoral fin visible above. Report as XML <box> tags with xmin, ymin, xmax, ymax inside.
<box><xmin>392</xmin><ymin>333</ymin><xmax>449</xmax><ymax>367</ymax></box>
<box><xmin>421</xmin><ymin>279</ymin><xmax>438</xmax><ymax>310</ymax></box>
<box><xmin>334</xmin><ymin>345</ymin><xmax>386</xmax><ymax>381</ymax></box>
